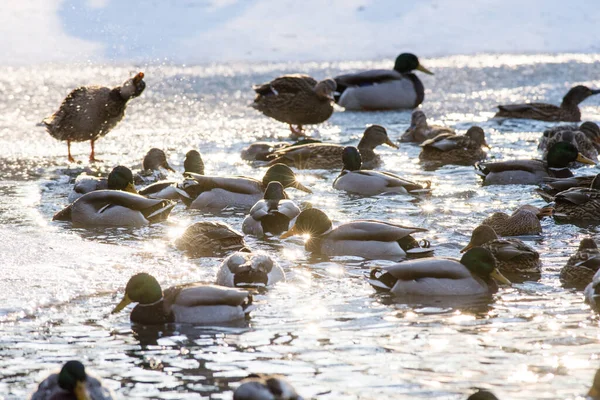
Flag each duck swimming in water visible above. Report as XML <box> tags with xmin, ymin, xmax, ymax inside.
<box><xmin>419</xmin><ymin>126</ymin><xmax>489</xmax><ymax>168</ymax></box>
<box><xmin>43</xmin><ymin>72</ymin><xmax>146</xmax><ymax>163</ymax></box>
<box><xmin>400</xmin><ymin>110</ymin><xmax>455</xmax><ymax>143</ymax></box>
<box><xmin>233</xmin><ymin>374</ymin><xmax>303</xmax><ymax>400</ymax></box>
<box><xmin>68</xmin><ymin>165</ymin><xmax>137</xmax><ymax>203</ymax></box>
<box><xmin>334</xmin><ymin>53</ymin><xmax>433</xmax><ymax>111</ymax></box>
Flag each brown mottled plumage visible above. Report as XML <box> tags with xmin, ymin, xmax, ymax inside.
<box><xmin>175</xmin><ymin>221</ymin><xmax>249</xmax><ymax>257</ymax></box>
<box><xmin>400</xmin><ymin>110</ymin><xmax>455</xmax><ymax>143</ymax></box>
<box><xmin>481</xmin><ymin>205</ymin><xmax>552</xmax><ymax>236</ymax></box>
<box><xmin>553</xmin><ymin>174</ymin><xmax>600</xmax><ymax>223</ymax></box>
<box><xmin>419</xmin><ymin>126</ymin><xmax>489</xmax><ymax>168</ymax></box>
<box><xmin>267</xmin><ymin>125</ymin><xmax>398</xmax><ymax>169</ymax></box>
<box><xmin>560</xmin><ymin>238</ymin><xmax>600</xmax><ymax>289</ymax></box>
<box><xmin>538</xmin><ymin>121</ymin><xmax>600</xmax><ymax>151</ymax></box>
<box><xmin>43</xmin><ymin>72</ymin><xmax>146</xmax><ymax>163</ymax></box>
<box><xmin>495</xmin><ymin>85</ymin><xmax>600</xmax><ymax>122</ymax></box>
<box><xmin>543</xmin><ymin>129</ymin><xmax>599</xmax><ymax>166</ymax></box>
<box><xmin>251</xmin><ymin>74</ymin><xmax>336</xmax><ymax>137</ymax></box>
<box><xmin>537</xmin><ymin>175</ymin><xmax>596</xmax><ymax>201</ymax></box>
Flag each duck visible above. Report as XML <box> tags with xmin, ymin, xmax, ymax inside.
<box><xmin>176</xmin><ymin>164</ymin><xmax>311</xmax><ymax>211</ymax></box>
<box><xmin>538</xmin><ymin>121</ymin><xmax>600</xmax><ymax>151</ymax></box>
<box><xmin>461</xmin><ymin>225</ymin><xmax>541</xmax><ymax>281</ymax></box>
<box><xmin>241</xmin><ymin>138</ymin><xmax>322</xmax><ymax>162</ymax></box>
<box><xmin>543</xmin><ymin>128</ymin><xmax>599</xmax><ymax>166</ymax></box>
<box><xmin>53</xmin><ymin>190</ymin><xmax>175</xmax><ymax>227</ymax></box>
<box><xmin>419</xmin><ymin>126</ymin><xmax>489</xmax><ymax>167</ymax></box>
<box><xmin>552</xmin><ymin>174</ymin><xmax>600</xmax><ymax>223</ymax></box>
<box><xmin>466</xmin><ymin>389</ymin><xmax>499</xmax><ymax>400</ymax></box>
<box><xmin>43</xmin><ymin>72</ymin><xmax>145</xmax><ymax>163</ymax></box>
<box><xmin>367</xmin><ymin>247</ymin><xmax>510</xmax><ymax>296</ymax></box>
<box><xmin>242</xmin><ymin>181</ymin><xmax>301</xmax><ymax>238</ymax></box>
<box><xmin>559</xmin><ymin>238</ymin><xmax>600</xmax><ymax>289</ymax></box>
<box><xmin>332</xmin><ymin>146</ymin><xmax>431</xmax><ymax>196</ymax></box>
<box><xmin>480</xmin><ymin>204</ymin><xmax>552</xmax><ymax>236</ymax></box>
<box><xmin>175</xmin><ymin>221</ymin><xmax>249</xmax><ymax>257</ymax></box>
<box><xmin>251</xmin><ymin>74</ymin><xmax>336</xmax><ymax>138</ymax></box>
<box><xmin>400</xmin><ymin>110</ymin><xmax>455</xmax><ymax>143</ymax></box>
<box><xmin>135</xmin><ymin>148</ymin><xmax>176</xmax><ymax>185</ymax></box>
<box><xmin>111</xmin><ymin>273</ymin><xmax>254</xmax><ymax>325</ymax></box>
<box><xmin>586</xmin><ymin>368</ymin><xmax>600</xmax><ymax>398</ymax></box>
<box><xmin>536</xmin><ymin>175</ymin><xmax>596</xmax><ymax>201</ymax></box>
<box><xmin>334</xmin><ymin>53</ymin><xmax>433</xmax><ymax>111</ymax></box>
<box><xmin>216</xmin><ymin>251</ymin><xmax>285</xmax><ymax>288</ymax></box>
<box><xmin>68</xmin><ymin>165</ymin><xmax>137</xmax><ymax>203</ymax></box>
<box><xmin>233</xmin><ymin>374</ymin><xmax>303</xmax><ymax>400</ymax></box>
<box><xmin>585</xmin><ymin>270</ymin><xmax>600</xmax><ymax>312</ymax></box>
<box><xmin>280</xmin><ymin>208</ymin><xmax>433</xmax><ymax>259</ymax></box>
<box><xmin>494</xmin><ymin>85</ymin><xmax>600</xmax><ymax>122</ymax></box>
<box><xmin>267</xmin><ymin>125</ymin><xmax>398</xmax><ymax>170</ymax></box>
<box><xmin>139</xmin><ymin>150</ymin><xmax>205</xmax><ymax>200</ymax></box>
<box><xmin>475</xmin><ymin>142</ymin><xmax>595</xmax><ymax>186</ymax></box>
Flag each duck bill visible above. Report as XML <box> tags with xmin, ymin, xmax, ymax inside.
<box><xmin>576</xmin><ymin>153</ymin><xmax>596</xmax><ymax>165</ymax></box>
<box><xmin>537</xmin><ymin>205</ymin><xmax>554</xmax><ymax>218</ymax></box>
<box><xmin>591</xmin><ymin>89</ymin><xmax>600</xmax><ymax>95</ymax></box>
<box><xmin>111</xmin><ymin>293</ymin><xmax>132</xmax><ymax>314</ymax></box>
<box><xmin>384</xmin><ymin>137</ymin><xmax>399</xmax><ymax>149</ymax></box>
<box><xmin>460</xmin><ymin>242</ymin><xmax>474</xmax><ymax>253</ymax></box>
<box><xmin>416</xmin><ymin>64</ymin><xmax>434</xmax><ymax>75</ymax></box>
<box><xmin>133</xmin><ymin>72</ymin><xmax>144</xmax><ymax>84</ymax></box>
<box><xmin>482</xmin><ymin>140</ymin><xmax>491</xmax><ymax>149</ymax></box>
<box><xmin>491</xmin><ymin>268</ymin><xmax>511</xmax><ymax>285</ymax></box>
<box><xmin>163</xmin><ymin>162</ymin><xmax>176</xmax><ymax>172</ymax></box>
<box><xmin>125</xmin><ymin>182</ymin><xmax>138</xmax><ymax>195</ymax></box>
<box><xmin>292</xmin><ymin>181</ymin><xmax>313</xmax><ymax>194</ymax></box>
<box><xmin>75</xmin><ymin>381</ymin><xmax>91</xmax><ymax>400</ymax></box>
<box><xmin>280</xmin><ymin>224</ymin><xmax>299</xmax><ymax>239</ymax></box>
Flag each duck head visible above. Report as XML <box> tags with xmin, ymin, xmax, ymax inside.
<box><xmin>580</xmin><ymin>121</ymin><xmax>600</xmax><ymax>145</ymax></box>
<box><xmin>184</xmin><ymin>150</ymin><xmax>205</xmax><ymax>174</ymax></box>
<box><xmin>58</xmin><ymin>361</ymin><xmax>90</xmax><ymax>400</ymax></box>
<box><xmin>119</xmin><ymin>71</ymin><xmax>146</xmax><ymax>100</ymax></box>
<box><xmin>394</xmin><ymin>53</ymin><xmax>433</xmax><ymax>75</ymax></box>
<box><xmin>358</xmin><ymin>125</ymin><xmax>398</xmax><ymax>150</ymax></box>
<box><xmin>466</xmin><ymin>389</ymin><xmax>499</xmax><ymax>400</ymax></box>
<box><xmin>314</xmin><ymin>78</ymin><xmax>337</xmax><ymax>101</ymax></box>
<box><xmin>546</xmin><ymin>141</ymin><xmax>595</xmax><ymax>168</ymax></box>
<box><xmin>112</xmin><ymin>273</ymin><xmax>163</xmax><ymax>313</ymax></box>
<box><xmin>280</xmin><ymin>208</ymin><xmax>332</xmax><ymax>239</ymax></box>
<box><xmin>579</xmin><ymin>237</ymin><xmax>598</xmax><ymax>251</ymax></box>
<box><xmin>561</xmin><ymin>85</ymin><xmax>600</xmax><ymax>107</ymax></box>
<box><xmin>107</xmin><ymin>165</ymin><xmax>137</xmax><ymax>194</ymax></box>
<box><xmin>263</xmin><ymin>181</ymin><xmax>286</xmax><ymax>200</ymax></box>
<box><xmin>409</xmin><ymin>110</ymin><xmax>428</xmax><ymax>130</ymax></box>
<box><xmin>143</xmin><ymin>148</ymin><xmax>175</xmax><ymax>172</ymax></box>
<box><xmin>341</xmin><ymin>146</ymin><xmax>362</xmax><ymax>171</ymax></box>
<box><xmin>465</xmin><ymin>126</ymin><xmax>490</xmax><ymax>148</ymax></box>
<box><xmin>460</xmin><ymin>225</ymin><xmax>499</xmax><ymax>253</ymax></box>
<box><xmin>460</xmin><ymin>247</ymin><xmax>510</xmax><ymax>285</ymax></box>
<box><xmin>262</xmin><ymin>164</ymin><xmax>312</xmax><ymax>193</ymax></box>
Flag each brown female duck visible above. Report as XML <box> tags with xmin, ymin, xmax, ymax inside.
<box><xmin>543</xmin><ymin>129</ymin><xmax>599</xmax><ymax>166</ymax></box>
<box><xmin>400</xmin><ymin>110</ymin><xmax>455</xmax><ymax>143</ymax></box>
<box><xmin>419</xmin><ymin>126</ymin><xmax>489</xmax><ymax>168</ymax></box>
<box><xmin>552</xmin><ymin>174</ymin><xmax>600</xmax><ymax>223</ymax></box>
<box><xmin>560</xmin><ymin>238</ymin><xmax>600</xmax><ymax>289</ymax></box>
<box><xmin>539</xmin><ymin>121</ymin><xmax>600</xmax><ymax>151</ymax></box>
<box><xmin>175</xmin><ymin>221</ymin><xmax>249</xmax><ymax>257</ymax></box>
<box><xmin>481</xmin><ymin>204</ymin><xmax>552</xmax><ymax>236</ymax></box>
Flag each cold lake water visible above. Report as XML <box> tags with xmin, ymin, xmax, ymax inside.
<box><xmin>1</xmin><ymin>54</ymin><xmax>600</xmax><ymax>399</ymax></box>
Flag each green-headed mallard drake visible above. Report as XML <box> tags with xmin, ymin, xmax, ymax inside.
<box><xmin>559</xmin><ymin>238</ymin><xmax>600</xmax><ymax>289</ymax></box>
<box><xmin>251</xmin><ymin>75</ymin><xmax>336</xmax><ymax>137</ymax></box>
<box><xmin>585</xmin><ymin>270</ymin><xmax>600</xmax><ymax>312</ymax></box>
<box><xmin>467</xmin><ymin>390</ymin><xmax>499</xmax><ymax>400</ymax></box>
<box><xmin>53</xmin><ymin>190</ymin><xmax>175</xmax><ymax>227</ymax></box>
<box><xmin>242</xmin><ymin>181</ymin><xmax>300</xmax><ymax>238</ymax></box>
<box><xmin>241</xmin><ymin>139</ymin><xmax>322</xmax><ymax>162</ymax></box>
<box><xmin>30</xmin><ymin>360</ymin><xmax>113</xmax><ymax>400</ymax></box>
<box><xmin>475</xmin><ymin>142</ymin><xmax>595</xmax><ymax>186</ymax></box>
<box><xmin>43</xmin><ymin>72</ymin><xmax>145</xmax><ymax>163</ymax></box>
<box><xmin>368</xmin><ymin>247</ymin><xmax>510</xmax><ymax>296</ymax></box>
<box><xmin>552</xmin><ymin>174</ymin><xmax>600</xmax><ymax>223</ymax></box>
<box><xmin>333</xmin><ymin>146</ymin><xmax>431</xmax><ymax>196</ymax></box>
<box><xmin>111</xmin><ymin>273</ymin><xmax>253</xmax><ymax>325</ymax></box>
<box><xmin>139</xmin><ymin>150</ymin><xmax>205</xmax><ymax>200</ymax></box>
<box><xmin>400</xmin><ymin>110</ymin><xmax>455</xmax><ymax>143</ymax></box>
<box><xmin>543</xmin><ymin>128</ymin><xmax>599</xmax><ymax>167</ymax></box>
<box><xmin>419</xmin><ymin>126</ymin><xmax>489</xmax><ymax>168</ymax></box>
<box><xmin>216</xmin><ymin>251</ymin><xmax>285</xmax><ymax>288</ymax></box>
<box><xmin>233</xmin><ymin>374</ymin><xmax>303</xmax><ymax>400</ymax></box>
<box><xmin>539</xmin><ymin>121</ymin><xmax>600</xmax><ymax>151</ymax></box>
<box><xmin>68</xmin><ymin>165</ymin><xmax>137</xmax><ymax>203</ymax></box>
<box><xmin>461</xmin><ymin>225</ymin><xmax>541</xmax><ymax>281</ymax></box>
<box><xmin>175</xmin><ymin>221</ymin><xmax>249</xmax><ymax>257</ymax></box>
<box><xmin>481</xmin><ymin>204</ymin><xmax>553</xmax><ymax>236</ymax></box>
<box><xmin>135</xmin><ymin>148</ymin><xmax>176</xmax><ymax>185</ymax></box>
<box><xmin>176</xmin><ymin>163</ymin><xmax>311</xmax><ymax>211</ymax></box>
<box><xmin>280</xmin><ymin>208</ymin><xmax>432</xmax><ymax>259</ymax></box>
<box><xmin>495</xmin><ymin>85</ymin><xmax>600</xmax><ymax>122</ymax></box>
<box><xmin>267</xmin><ymin>125</ymin><xmax>398</xmax><ymax>170</ymax></box>
<box><xmin>334</xmin><ymin>53</ymin><xmax>433</xmax><ymax>111</ymax></box>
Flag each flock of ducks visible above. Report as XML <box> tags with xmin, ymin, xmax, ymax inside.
<box><xmin>31</xmin><ymin>54</ymin><xmax>600</xmax><ymax>399</ymax></box>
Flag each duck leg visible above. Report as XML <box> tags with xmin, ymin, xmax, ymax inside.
<box><xmin>289</xmin><ymin>124</ymin><xmax>306</xmax><ymax>140</ymax></box>
<box><xmin>89</xmin><ymin>139</ymin><xmax>102</xmax><ymax>163</ymax></box>
<box><xmin>67</xmin><ymin>140</ymin><xmax>76</xmax><ymax>163</ymax></box>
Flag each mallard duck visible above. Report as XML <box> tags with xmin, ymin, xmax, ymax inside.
<box><xmin>495</xmin><ymin>85</ymin><xmax>600</xmax><ymax>122</ymax></box>
<box><xmin>233</xmin><ymin>374</ymin><xmax>303</xmax><ymax>400</ymax></box>
<box><xmin>43</xmin><ymin>72</ymin><xmax>145</xmax><ymax>163</ymax></box>
<box><xmin>111</xmin><ymin>273</ymin><xmax>253</xmax><ymax>324</ymax></box>
<box><xmin>135</xmin><ymin>148</ymin><xmax>176</xmax><ymax>184</ymax></box>
<box><xmin>467</xmin><ymin>390</ymin><xmax>499</xmax><ymax>400</ymax></box>
<box><xmin>368</xmin><ymin>247</ymin><xmax>510</xmax><ymax>296</ymax></box>
<box><xmin>400</xmin><ymin>110</ymin><xmax>455</xmax><ymax>143</ymax></box>
<box><xmin>333</xmin><ymin>146</ymin><xmax>431</xmax><ymax>196</ymax></box>
<box><xmin>68</xmin><ymin>165</ymin><xmax>137</xmax><ymax>203</ymax></box>
<box><xmin>216</xmin><ymin>251</ymin><xmax>285</xmax><ymax>288</ymax></box>
<box><xmin>241</xmin><ymin>139</ymin><xmax>322</xmax><ymax>162</ymax></box>
<box><xmin>480</xmin><ymin>204</ymin><xmax>552</xmax><ymax>236</ymax></box>
<box><xmin>280</xmin><ymin>208</ymin><xmax>433</xmax><ymax>259</ymax></box>
<box><xmin>267</xmin><ymin>125</ymin><xmax>398</xmax><ymax>170</ymax></box>
<box><xmin>242</xmin><ymin>181</ymin><xmax>301</xmax><ymax>238</ymax></box>
<box><xmin>543</xmin><ymin>129</ymin><xmax>599</xmax><ymax>166</ymax></box>
<box><xmin>139</xmin><ymin>150</ymin><xmax>205</xmax><ymax>200</ymax></box>
<box><xmin>251</xmin><ymin>75</ymin><xmax>336</xmax><ymax>137</ymax></box>
<box><xmin>419</xmin><ymin>126</ymin><xmax>489</xmax><ymax>167</ymax></box>
<box><xmin>334</xmin><ymin>53</ymin><xmax>433</xmax><ymax>111</ymax></box>
<box><xmin>559</xmin><ymin>238</ymin><xmax>600</xmax><ymax>289</ymax></box>
<box><xmin>175</xmin><ymin>221</ymin><xmax>249</xmax><ymax>257</ymax></box>
<box><xmin>552</xmin><ymin>174</ymin><xmax>600</xmax><ymax>223</ymax></box>
<box><xmin>536</xmin><ymin>175</ymin><xmax>596</xmax><ymax>201</ymax></box>
<box><xmin>538</xmin><ymin>121</ymin><xmax>600</xmax><ymax>151</ymax></box>
<box><xmin>53</xmin><ymin>190</ymin><xmax>175</xmax><ymax>227</ymax></box>
<box><xmin>461</xmin><ymin>225</ymin><xmax>541</xmax><ymax>280</ymax></box>
<box><xmin>30</xmin><ymin>360</ymin><xmax>113</xmax><ymax>400</ymax></box>
<box><xmin>585</xmin><ymin>270</ymin><xmax>600</xmax><ymax>311</ymax></box>
<box><xmin>476</xmin><ymin>142</ymin><xmax>595</xmax><ymax>186</ymax></box>
<box><xmin>176</xmin><ymin>164</ymin><xmax>311</xmax><ymax>211</ymax></box>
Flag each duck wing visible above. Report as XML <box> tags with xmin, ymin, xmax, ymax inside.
<box><xmin>166</xmin><ymin>284</ymin><xmax>250</xmax><ymax>308</ymax></box>
<box><xmin>253</xmin><ymin>75</ymin><xmax>317</xmax><ymax>96</ymax></box>
<box><xmin>327</xmin><ymin>220</ymin><xmax>427</xmax><ymax>242</ymax></box>
<box><xmin>477</xmin><ymin>159</ymin><xmax>545</xmax><ymax>174</ymax></box>
<box><xmin>375</xmin><ymin>258</ymin><xmax>469</xmax><ymax>280</ymax></box>
<box><xmin>488</xmin><ymin>239</ymin><xmax>538</xmax><ymax>261</ymax></box>
<box><xmin>360</xmin><ymin>170</ymin><xmax>430</xmax><ymax>192</ymax></box>
<box><xmin>496</xmin><ymin>103</ymin><xmax>561</xmax><ymax>119</ymax></box>
<box><xmin>334</xmin><ymin>69</ymin><xmax>404</xmax><ymax>87</ymax></box>
<box><xmin>555</xmin><ymin>187</ymin><xmax>600</xmax><ymax>205</ymax></box>
<box><xmin>180</xmin><ymin>173</ymin><xmax>263</xmax><ymax>195</ymax></box>
<box><xmin>420</xmin><ymin>133</ymin><xmax>462</xmax><ymax>151</ymax></box>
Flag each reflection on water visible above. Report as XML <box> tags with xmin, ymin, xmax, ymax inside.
<box><xmin>1</xmin><ymin>55</ymin><xmax>600</xmax><ymax>399</ymax></box>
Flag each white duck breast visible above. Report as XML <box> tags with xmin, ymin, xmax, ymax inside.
<box><xmin>170</xmin><ymin>284</ymin><xmax>254</xmax><ymax>323</ymax></box>
<box><xmin>242</xmin><ymin>199</ymin><xmax>301</xmax><ymax>237</ymax></box>
<box><xmin>216</xmin><ymin>252</ymin><xmax>285</xmax><ymax>288</ymax></box>
<box><xmin>338</xmin><ymin>75</ymin><xmax>417</xmax><ymax>111</ymax></box>
<box><xmin>333</xmin><ymin>170</ymin><xmax>428</xmax><ymax>196</ymax></box>
<box><xmin>170</xmin><ymin>304</ymin><xmax>249</xmax><ymax>324</ymax></box>
<box><xmin>320</xmin><ymin>238</ymin><xmax>407</xmax><ymax>258</ymax></box>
